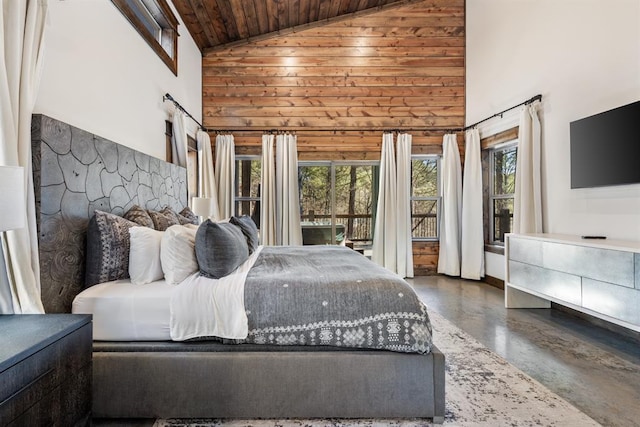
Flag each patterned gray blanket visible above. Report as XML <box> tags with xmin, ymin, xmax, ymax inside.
<box><xmin>243</xmin><ymin>246</ymin><xmax>433</xmax><ymax>354</ymax></box>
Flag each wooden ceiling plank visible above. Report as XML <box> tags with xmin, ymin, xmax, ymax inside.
<box><xmin>277</xmin><ymin>0</ymin><xmax>290</xmax><ymax>30</ymax></box>
<box><xmin>229</xmin><ymin>0</ymin><xmax>250</xmax><ymax>39</ymax></box>
<box><xmin>188</xmin><ymin>0</ymin><xmax>221</xmax><ymax>47</ymax></box>
<box><xmin>265</xmin><ymin>0</ymin><xmax>280</xmax><ymax>32</ymax></box>
<box><xmin>243</xmin><ymin>0</ymin><xmax>261</xmax><ymax>37</ymax></box>
<box><xmin>308</xmin><ymin>0</ymin><xmax>320</xmax><ymax>22</ymax></box>
<box><xmin>253</xmin><ymin>0</ymin><xmax>270</xmax><ymax>34</ymax></box>
<box><xmin>318</xmin><ymin>0</ymin><xmax>332</xmax><ymax>20</ymax></box>
<box><xmin>289</xmin><ymin>0</ymin><xmax>301</xmax><ymax>27</ymax></box>
<box><xmin>215</xmin><ymin>0</ymin><xmax>240</xmax><ymax>41</ymax></box>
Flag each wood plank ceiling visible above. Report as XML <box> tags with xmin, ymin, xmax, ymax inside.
<box><xmin>172</xmin><ymin>0</ymin><xmax>412</xmax><ymax>52</ymax></box>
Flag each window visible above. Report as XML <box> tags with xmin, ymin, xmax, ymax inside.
<box><xmin>411</xmin><ymin>156</ymin><xmax>440</xmax><ymax>240</ymax></box>
<box><xmin>299</xmin><ymin>162</ymin><xmax>378</xmax><ymax>249</ymax></box>
<box><xmin>489</xmin><ymin>142</ymin><xmax>517</xmax><ymax>243</ymax></box>
<box><xmin>234</xmin><ymin>156</ymin><xmax>261</xmax><ymax>227</ymax></box>
<box><xmin>111</xmin><ymin>0</ymin><xmax>179</xmax><ymax>75</ymax></box>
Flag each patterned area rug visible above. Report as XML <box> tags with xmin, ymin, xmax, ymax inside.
<box><xmin>154</xmin><ymin>310</ymin><xmax>601</xmax><ymax>427</ymax></box>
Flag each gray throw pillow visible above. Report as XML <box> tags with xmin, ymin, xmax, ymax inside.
<box><xmin>85</xmin><ymin>210</ymin><xmax>138</xmax><ymax>287</ymax></box>
<box><xmin>196</xmin><ymin>220</ymin><xmax>249</xmax><ymax>279</ymax></box>
<box><xmin>230</xmin><ymin>215</ymin><xmax>259</xmax><ymax>254</ymax></box>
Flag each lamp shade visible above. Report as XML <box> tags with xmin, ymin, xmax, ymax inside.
<box><xmin>191</xmin><ymin>196</ymin><xmax>218</xmax><ymax>220</ymax></box>
<box><xmin>0</xmin><ymin>166</ymin><xmax>26</xmax><ymax>232</ymax></box>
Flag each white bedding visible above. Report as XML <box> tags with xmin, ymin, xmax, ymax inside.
<box><xmin>169</xmin><ymin>246</ymin><xmax>263</xmax><ymax>341</ymax></box>
<box><xmin>72</xmin><ymin>246</ymin><xmax>263</xmax><ymax>342</ymax></box>
<box><xmin>72</xmin><ymin>279</ymin><xmax>174</xmax><ymax>341</ymax></box>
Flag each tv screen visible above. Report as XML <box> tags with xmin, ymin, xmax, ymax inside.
<box><xmin>570</xmin><ymin>100</ymin><xmax>640</xmax><ymax>189</ymax></box>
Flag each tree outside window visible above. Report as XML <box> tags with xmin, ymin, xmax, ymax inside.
<box><xmin>490</xmin><ymin>143</ymin><xmax>517</xmax><ymax>243</ymax></box>
<box><xmin>411</xmin><ymin>156</ymin><xmax>440</xmax><ymax>240</ymax></box>
<box><xmin>234</xmin><ymin>156</ymin><xmax>261</xmax><ymax>227</ymax></box>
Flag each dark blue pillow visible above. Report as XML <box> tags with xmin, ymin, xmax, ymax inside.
<box><xmin>196</xmin><ymin>220</ymin><xmax>249</xmax><ymax>279</ymax></box>
<box><xmin>230</xmin><ymin>215</ymin><xmax>259</xmax><ymax>254</ymax></box>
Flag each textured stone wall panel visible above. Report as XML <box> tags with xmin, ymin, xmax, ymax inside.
<box><xmin>32</xmin><ymin>114</ymin><xmax>188</xmax><ymax>313</ymax></box>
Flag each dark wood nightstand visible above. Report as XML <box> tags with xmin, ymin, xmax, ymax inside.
<box><xmin>0</xmin><ymin>314</ymin><xmax>92</xmax><ymax>426</ymax></box>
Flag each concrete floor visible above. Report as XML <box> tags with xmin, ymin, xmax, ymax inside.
<box><xmin>409</xmin><ymin>275</ymin><xmax>640</xmax><ymax>427</ymax></box>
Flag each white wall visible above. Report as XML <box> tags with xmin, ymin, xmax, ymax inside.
<box><xmin>35</xmin><ymin>0</ymin><xmax>202</xmax><ymax>160</ymax></box>
<box><xmin>467</xmin><ymin>0</ymin><xmax>640</xmax><ymax>277</ymax></box>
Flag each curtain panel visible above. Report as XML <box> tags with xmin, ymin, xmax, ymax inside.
<box><xmin>196</xmin><ymin>130</ymin><xmax>217</xmax><ymax>208</ymax></box>
<box><xmin>437</xmin><ymin>133</ymin><xmax>462</xmax><ymax>276</ymax></box>
<box><xmin>372</xmin><ymin>133</ymin><xmax>398</xmax><ymax>272</ymax></box>
<box><xmin>0</xmin><ymin>0</ymin><xmax>48</xmax><ymax>313</ymax></box>
<box><xmin>275</xmin><ymin>134</ymin><xmax>302</xmax><ymax>246</ymax></box>
<box><xmin>513</xmin><ymin>101</ymin><xmax>543</xmax><ymax>234</ymax></box>
<box><xmin>260</xmin><ymin>134</ymin><xmax>277</xmax><ymax>245</ymax></box>
<box><xmin>171</xmin><ymin>110</ymin><xmax>188</xmax><ymax>167</ymax></box>
<box><xmin>396</xmin><ymin>133</ymin><xmax>414</xmax><ymax>278</ymax></box>
<box><xmin>215</xmin><ymin>134</ymin><xmax>235</xmax><ymax>220</ymax></box>
<box><xmin>461</xmin><ymin>128</ymin><xmax>485</xmax><ymax>280</ymax></box>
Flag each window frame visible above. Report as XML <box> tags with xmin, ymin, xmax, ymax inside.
<box><xmin>410</xmin><ymin>155</ymin><xmax>441</xmax><ymax>242</ymax></box>
<box><xmin>234</xmin><ymin>155</ymin><xmax>261</xmax><ymax>221</ymax></box>
<box><xmin>488</xmin><ymin>140</ymin><xmax>518</xmax><ymax>245</ymax></box>
<box><xmin>111</xmin><ymin>0</ymin><xmax>179</xmax><ymax>75</ymax></box>
<box><xmin>298</xmin><ymin>160</ymin><xmax>379</xmax><ymax>247</ymax></box>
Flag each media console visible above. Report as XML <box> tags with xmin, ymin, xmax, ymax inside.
<box><xmin>505</xmin><ymin>233</ymin><xmax>640</xmax><ymax>332</ymax></box>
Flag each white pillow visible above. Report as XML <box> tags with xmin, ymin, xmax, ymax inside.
<box><xmin>161</xmin><ymin>224</ymin><xmax>198</xmax><ymax>285</ymax></box>
<box><xmin>128</xmin><ymin>227</ymin><xmax>164</xmax><ymax>285</ymax></box>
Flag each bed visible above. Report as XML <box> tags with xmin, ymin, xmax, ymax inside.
<box><xmin>32</xmin><ymin>114</ymin><xmax>445</xmax><ymax>422</ymax></box>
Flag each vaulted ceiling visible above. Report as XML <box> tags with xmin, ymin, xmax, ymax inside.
<box><xmin>172</xmin><ymin>0</ymin><xmax>412</xmax><ymax>53</ymax></box>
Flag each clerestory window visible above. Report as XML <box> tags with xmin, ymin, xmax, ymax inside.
<box><xmin>111</xmin><ymin>0</ymin><xmax>179</xmax><ymax>75</ymax></box>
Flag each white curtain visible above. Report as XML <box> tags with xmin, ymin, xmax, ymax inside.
<box><xmin>0</xmin><ymin>0</ymin><xmax>48</xmax><ymax>314</ymax></box>
<box><xmin>275</xmin><ymin>133</ymin><xmax>302</xmax><ymax>246</ymax></box>
<box><xmin>514</xmin><ymin>101</ymin><xmax>543</xmax><ymax>234</ymax></box>
<box><xmin>196</xmin><ymin>130</ymin><xmax>218</xmax><ymax>209</ymax></box>
<box><xmin>461</xmin><ymin>128</ymin><xmax>485</xmax><ymax>280</ymax></box>
<box><xmin>437</xmin><ymin>133</ymin><xmax>462</xmax><ymax>276</ymax></box>
<box><xmin>372</xmin><ymin>133</ymin><xmax>397</xmax><ymax>272</ymax></box>
<box><xmin>215</xmin><ymin>134</ymin><xmax>235</xmax><ymax>220</ymax></box>
<box><xmin>396</xmin><ymin>133</ymin><xmax>414</xmax><ymax>278</ymax></box>
<box><xmin>171</xmin><ymin>110</ymin><xmax>187</xmax><ymax>167</ymax></box>
<box><xmin>260</xmin><ymin>134</ymin><xmax>276</xmax><ymax>245</ymax></box>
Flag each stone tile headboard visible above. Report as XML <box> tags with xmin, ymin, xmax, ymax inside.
<box><xmin>31</xmin><ymin>114</ymin><xmax>188</xmax><ymax>313</ymax></box>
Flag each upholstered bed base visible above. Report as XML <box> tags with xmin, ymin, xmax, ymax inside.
<box><xmin>92</xmin><ymin>342</ymin><xmax>446</xmax><ymax>423</ymax></box>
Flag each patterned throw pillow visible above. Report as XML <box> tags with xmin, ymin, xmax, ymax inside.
<box><xmin>123</xmin><ymin>205</ymin><xmax>154</xmax><ymax>228</ymax></box>
<box><xmin>196</xmin><ymin>220</ymin><xmax>249</xmax><ymax>279</ymax></box>
<box><xmin>85</xmin><ymin>210</ymin><xmax>138</xmax><ymax>287</ymax></box>
<box><xmin>230</xmin><ymin>215</ymin><xmax>259</xmax><ymax>254</ymax></box>
<box><xmin>178</xmin><ymin>206</ymin><xmax>199</xmax><ymax>225</ymax></box>
<box><xmin>148</xmin><ymin>207</ymin><xmax>181</xmax><ymax>231</ymax></box>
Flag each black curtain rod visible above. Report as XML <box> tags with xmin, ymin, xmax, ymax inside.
<box><xmin>163</xmin><ymin>93</ymin><xmax>207</xmax><ymax>131</ymax></box>
<box><xmin>445</xmin><ymin>94</ymin><xmax>543</xmax><ymax>134</ymax></box>
<box><xmin>204</xmin><ymin>128</ymin><xmax>444</xmax><ymax>134</ymax></box>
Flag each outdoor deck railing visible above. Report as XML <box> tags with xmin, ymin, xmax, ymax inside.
<box><xmin>301</xmin><ymin>213</ymin><xmax>437</xmax><ymax>242</ymax></box>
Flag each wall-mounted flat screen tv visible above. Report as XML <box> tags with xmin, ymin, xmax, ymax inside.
<box><xmin>570</xmin><ymin>100</ymin><xmax>640</xmax><ymax>189</ymax></box>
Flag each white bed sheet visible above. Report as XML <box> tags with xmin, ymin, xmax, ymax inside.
<box><xmin>72</xmin><ymin>279</ymin><xmax>174</xmax><ymax>341</ymax></box>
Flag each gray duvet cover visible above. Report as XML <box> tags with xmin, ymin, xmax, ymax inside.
<box><xmin>242</xmin><ymin>245</ymin><xmax>433</xmax><ymax>354</ymax></box>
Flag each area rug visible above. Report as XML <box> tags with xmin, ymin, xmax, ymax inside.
<box><xmin>154</xmin><ymin>310</ymin><xmax>601</xmax><ymax>427</ymax></box>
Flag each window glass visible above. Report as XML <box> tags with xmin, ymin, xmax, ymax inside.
<box><xmin>234</xmin><ymin>157</ymin><xmax>261</xmax><ymax>226</ymax></box>
<box><xmin>334</xmin><ymin>164</ymin><xmax>376</xmax><ymax>246</ymax></box>
<box><xmin>411</xmin><ymin>157</ymin><xmax>440</xmax><ymax>240</ymax></box>
<box><xmin>112</xmin><ymin>0</ymin><xmax>178</xmax><ymax>75</ymax></box>
<box><xmin>299</xmin><ymin>162</ymin><xmax>378</xmax><ymax>249</ymax></box>
<box><xmin>490</xmin><ymin>143</ymin><xmax>517</xmax><ymax>243</ymax></box>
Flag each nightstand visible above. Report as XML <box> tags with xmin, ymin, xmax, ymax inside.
<box><xmin>0</xmin><ymin>314</ymin><xmax>92</xmax><ymax>426</ymax></box>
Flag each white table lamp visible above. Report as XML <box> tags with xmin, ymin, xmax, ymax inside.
<box><xmin>0</xmin><ymin>166</ymin><xmax>26</xmax><ymax>232</ymax></box>
<box><xmin>191</xmin><ymin>196</ymin><xmax>218</xmax><ymax>222</ymax></box>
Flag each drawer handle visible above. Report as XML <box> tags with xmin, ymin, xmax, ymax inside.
<box><xmin>0</xmin><ymin>367</ymin><xmax>54</xmax><ymax>407</ymax></box>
